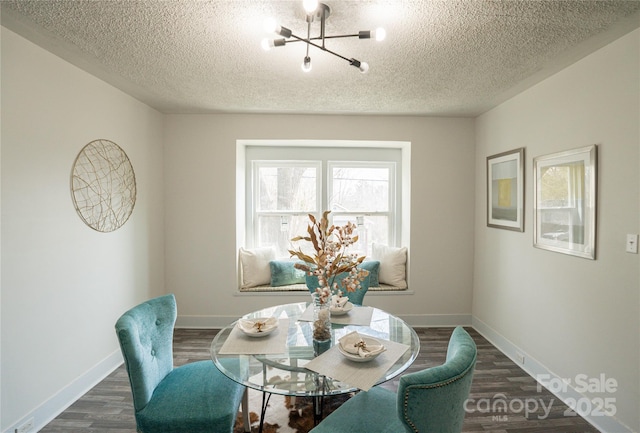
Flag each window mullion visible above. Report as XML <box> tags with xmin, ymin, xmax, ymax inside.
<box><xmin>320</xmin><ymin>159</ymin><xmax>328</xmax><ymax>217</ymax></box>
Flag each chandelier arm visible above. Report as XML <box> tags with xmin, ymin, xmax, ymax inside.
<box><xmin>289</xmin><ymin>34</ymin><xmax>351</xmax><ymax>63</ymax></box>
<box><xmin>318</xmin><ymin>34</ymin><xmax>360</xmax><ymax>39</ymax></box>
<box><xmin>305</xmin><ymin>19</ymin><xmax>311</xmax><ymax>57</ymax></box>
<box><xmin>280</xmin><ymin>33</ymin><xmax>360</xmax><ymax>44</ymax></box>
<box><xmin>320</xmin><ymin>7</ymin><xmax>326</xmax><ymax>48</ymax></box>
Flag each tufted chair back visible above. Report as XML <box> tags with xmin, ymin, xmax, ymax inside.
<box><xmin>397</xmin><ymin>326</ymin><xmax>477</xmax><ymax>433</ymax></box>
<box><xmin>115</xmin><ymin>294</ymin><xmax>177</xmax><ymax>412</ymax></box>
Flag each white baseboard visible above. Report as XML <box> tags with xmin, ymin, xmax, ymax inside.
<box><xmin>2</xmin><ymin>350</ymin><xmax>123</xmax><ymax>433</ymax></box>
<box><xmin>472</xmin><ymin>316</ymin><xmax>634</xmax><ymax>433</ymax></box>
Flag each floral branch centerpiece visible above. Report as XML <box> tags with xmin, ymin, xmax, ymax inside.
<box><xmin>289</xmin><ymin>211</ymin><xmax>369</xmax><ymax>344</ymax></box>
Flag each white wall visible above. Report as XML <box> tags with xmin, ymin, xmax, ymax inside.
<box><xmin>6</xmin><ymin>14</ymin><xmax>636</xmax><ymax>433</ymax></box>
<box><xmin>473</xmin><ymin>29</ymin><xmax>639</xmax><ymax>432</ymax></box>
<box><xmin>1</xmin><ymin>28</ymin><xmax>165</xmax><ymax>432</ymax></box>
<box><xmin>163</xmin><ymin>114</ymin><xmax>476</xmax><ymax>327</ymax></box>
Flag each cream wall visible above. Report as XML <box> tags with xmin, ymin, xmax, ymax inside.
<box><xmin>473</xmin><ymin>29</ymin><xmax>639</xmax><ymax>432</ymax></box>
<box><xmin>163</xmin><ymin>114</ymin><xmax>476</xmax><ymax>326</ymax></box>
<box><xmin>1</xmin><ymin>28</ymin><xmax>165</xmax><ymax>432</ymax></box>
<box><xmin>3</xmin><ymin>16</ymin><xmax>638</xmax><ymax>433</ymax></box>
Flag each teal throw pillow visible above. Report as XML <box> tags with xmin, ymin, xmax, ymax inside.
<box><xmin>359</xmin><ymin>261</ymin><xmax>380</xmax><ymax>287</ymax></box>
<box><xmin>269</xmin><ymin>261</ymin><xmax>306</xmax><ymax>287</ymax></box>
<box><xmin>305</xmin><ymin>271</ymin><xmax>371</xmax><ymax>305</ymax></box>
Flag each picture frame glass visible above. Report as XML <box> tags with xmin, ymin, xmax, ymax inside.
<box><xmin>533</xmin><ymin>145</ymin><xmax>597</xmax><ymax>259</ymax></box>
<box><xmin>487</xmin><ymin>148</ymin><xmax>524</xmax><ymax>231</ymax></box>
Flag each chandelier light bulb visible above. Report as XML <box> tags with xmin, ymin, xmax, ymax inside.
<box><xmin>350</xmin><ymin>58</ymin><xmax>369</xmax><ymax>73</ymax></box>
<box><xmin>302</xmin><ymin>56</ymin><xmax>312</xmax><ymax>72</ymax></box>
<box><xmin>303</xmin><ymin>0</ymin><xmax>319</xmax><ymax>14</ymax></box>
<box><xmin>374</xmin><ymin>27</ymin><xmax>386</xmax><ymax>42</ymax></box>
<box><xmin>261</xmin><ymin>38</ymin><xmax>272</xmax><ymax>51</ymax></box>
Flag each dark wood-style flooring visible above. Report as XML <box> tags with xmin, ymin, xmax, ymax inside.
<box><xmin>40</xmin><ymin>327</ymin><xmax>600</xmax><ymax>432</ymax></box>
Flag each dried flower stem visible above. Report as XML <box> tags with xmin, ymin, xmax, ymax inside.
<box><xmin>289</xmin><ymin>211</ymin><xmax>369</xmax><ymax>303</ymax></box>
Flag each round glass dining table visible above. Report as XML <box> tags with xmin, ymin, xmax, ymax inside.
<box><xmin>210</xmin><ymin>302</ymin><xmax>420</xmax><ymax>431</ymax></box>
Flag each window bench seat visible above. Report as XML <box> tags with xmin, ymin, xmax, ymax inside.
<box><xmin>238</xmin><ymin>245</ymin><xmax>408</xmax><ymax>294</ymax></box>
<box><xmin>240</xmin><ymin>283</ymin><xmax>407</xmax><ymax>293</ymax></box>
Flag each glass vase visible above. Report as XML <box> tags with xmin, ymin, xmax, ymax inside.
<box><xmin>311</xmin><ymin>292</ymin><xmax>332</xmax><ymax>355</ymax></box>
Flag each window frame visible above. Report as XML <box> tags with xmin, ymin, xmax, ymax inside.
<box><xmin>236</xmin><ymin>139</ymin><xmax>411</xmax><ymax>289</ymax></box>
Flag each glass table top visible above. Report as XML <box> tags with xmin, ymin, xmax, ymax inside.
<box><xmin>210</xmin><ymin>302</ymin><xmax>420</xmax><ymax>397</ymax></box>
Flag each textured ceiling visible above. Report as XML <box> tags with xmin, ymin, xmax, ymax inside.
<box><xmin>2</xmin><ymin>0</ymin><xmax>639</xmax><ymax>116</ymax></box>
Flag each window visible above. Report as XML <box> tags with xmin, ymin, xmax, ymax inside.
<box><xmin>245</xmin><ymin>144</ymin><xmax>403</xmax><ymax>258</ymax></box>
<box><xmin>328</xmin><ymin>162</ymin><xmax>395</xmax><ymax>255</ymax></box>
<box><xmin>253</xmin><ymin>161</ymin><xmax>321</xmax><ymax>255</ymax></box>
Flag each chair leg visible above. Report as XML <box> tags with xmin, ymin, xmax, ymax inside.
<box><xmin>242</xmin><ymin>388</ymin><xmax>251</xmax><ymax>433</ymax></box>
<box><xmin>290</xmin><ymin>358</ymin><xmax>298</xmax><ymax>406</ymax></box>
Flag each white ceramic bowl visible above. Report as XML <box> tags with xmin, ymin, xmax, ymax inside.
<box><xmin>338</xmin><ymin>336</ymin><xmax>386</xmax><ymax>362</ymax></box>
<box><xmin>330</xmin><ymin>301</ymin><xmax>354</xmax><ymax>316</ymax></box>
<box><xmin>237</xmin><ymin>317</ymin><xmax>278</xmax><ymax>337</ymax></box>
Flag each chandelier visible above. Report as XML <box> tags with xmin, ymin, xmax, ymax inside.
<box><xmin>261</xmin><ymin>0</ymin><xmax>386</xmax><ymax>74</ymax></box>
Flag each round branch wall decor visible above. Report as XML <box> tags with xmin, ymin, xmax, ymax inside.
<box><xmin>71</xmin><ymin>139</ymin><xmax>136</xmax><ymax>232</ymax></box>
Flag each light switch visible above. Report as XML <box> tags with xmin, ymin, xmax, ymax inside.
<box><xmin>626</xmin><ymin>234</ymin><xmax>638</xmax><ymax>254</ymax></box>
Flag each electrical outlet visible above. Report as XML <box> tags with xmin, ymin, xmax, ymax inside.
<box><xmin>516</xmin><ymin>352</ymin><xmax>525</xmax><ymax>364</ymax></box>
<box><xmin>15</xmin><ymin>418</ymin><xmax>34</xmax><ymax>433</ymax></box>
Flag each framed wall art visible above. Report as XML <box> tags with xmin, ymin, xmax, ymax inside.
<box><xmin>487</xmin><ymin>148</ymin><xmax>524</xmax><ymax>231</ymax></box>
<box><xmin>533</xmin><ymin>145</ymin><xmax>597</xmax><ymax>259</ymax></box>
<box><xmin>71</xmin><ymin>139</ymin><xmax>137</xmax><ymax>233</ymax></box>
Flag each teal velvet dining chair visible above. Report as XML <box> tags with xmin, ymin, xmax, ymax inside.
<box><xmin>115</xmin><ymin>294</ymin><xmax>245</xmax><ymax>433</ymax></box>
<box><xmin>309</xmin><ymin>326</ymin><xmax>477</xmax><ymax>433</ymax></box>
